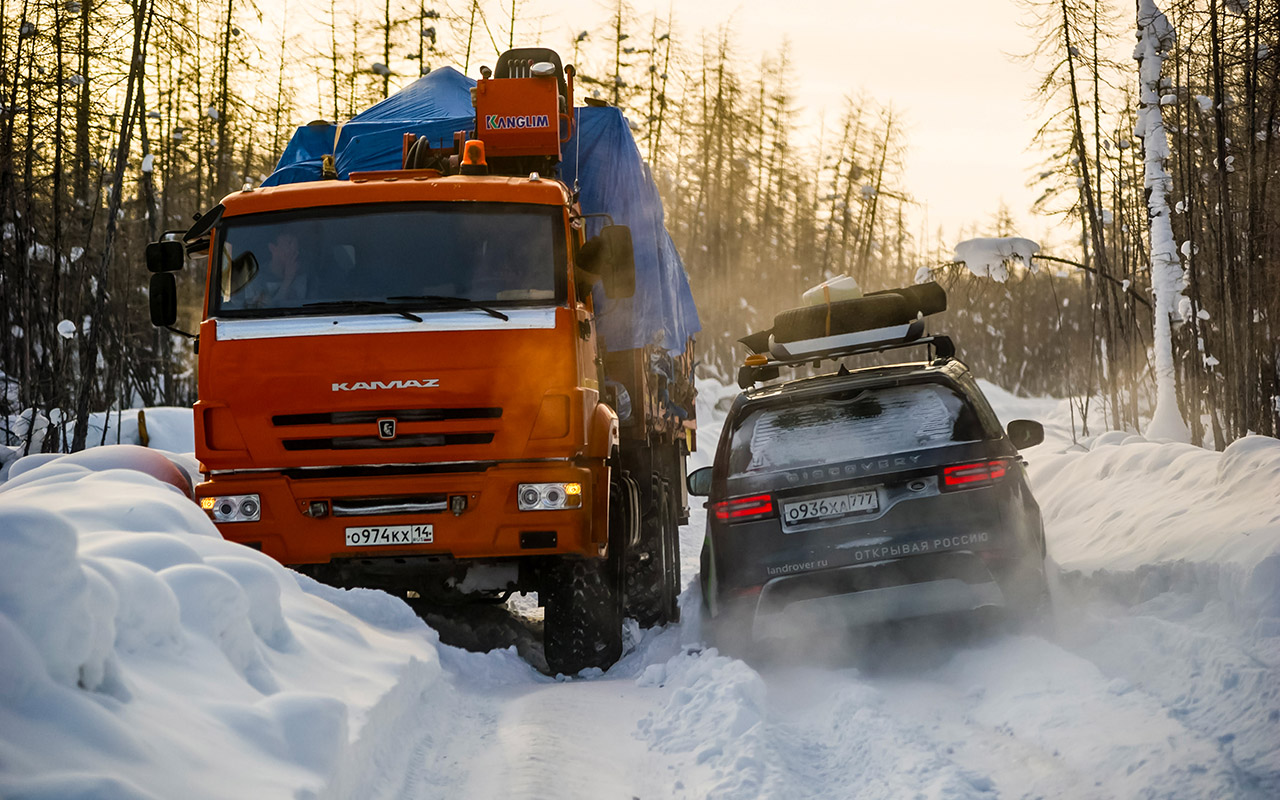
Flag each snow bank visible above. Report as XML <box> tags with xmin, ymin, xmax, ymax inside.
<box><xmin>1033</xmin><ymin>434</ymin><xmax>1280</xmax><ymax>622</ymax></box>
<box><xmin>0</xmin><ymin>446</ymin><xmax>444</xmax><ymax>800</ymax></box>
<box><xmin>1</xmin><ymin>405</ymin><xmax>194</xmax><ymax>481</ymax></box>
<box><xmin>1029</xmin><ymin>430</ymin><xmax>1280</xmax><ymax>789</ymax></box>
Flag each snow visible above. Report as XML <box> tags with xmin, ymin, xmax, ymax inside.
<box><xmin>0</xmin><ymin>448</ymin><xmax>448</xmax><ymax>800</ymax></box>
<box><xmin>1</xmin><ymin>376</ymin><xmax>1278</xmax><ymax>797</ymax></box>
<box><xmin>2</xmin><ymin>407</ymin><xmax>195</xmax><ymax>478</ymax></box>
<box><xmin>953</xmin><ymin>236</ymin><xmax>1040</xmax><ymax>282</ymax></box>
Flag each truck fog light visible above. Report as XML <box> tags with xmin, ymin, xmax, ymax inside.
<box><xmin>517</xmin><ymin>483</ymin><xmax>584</xmax><ymax>511</ymax></box>
<box><xmin>203</xmin><ymin>493</ymin><xmax>262</xmax><ymax>523</ymax></box>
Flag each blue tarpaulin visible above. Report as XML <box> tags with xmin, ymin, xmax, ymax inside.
<box><xmin>262</xmin><ymin>66</ymin><xmax>699</xmax><ymax>355</ymax></box>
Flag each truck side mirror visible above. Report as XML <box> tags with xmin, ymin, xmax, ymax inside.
<box><xmin>146</xmin><ymin>240</ymin><xmax>185</xmax><ymax>273</ymax></box>
<box><xmin>686</xmin><ymin>466</ymin><xmax>712</xmax><ymax>497</ymax></box>
<box><xmin>150</xmin><ymin>272</ymin><xmax>178</xmax><ymax>327</ymax></box>
<box><xmin>578</xmin><ymin>225</ymin><xmax>636</xmax><ymax>299</ymax></box>
<box><xmin>1006</xmin><ymin>419</ymin><xmax>1044</xmax><ymax>449</ymax></box>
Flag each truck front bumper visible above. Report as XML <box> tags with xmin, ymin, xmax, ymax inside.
<box><xmin>196</xmin><ymin>460</ymin><xmax>605</xmax><ymax>565</ymax></box>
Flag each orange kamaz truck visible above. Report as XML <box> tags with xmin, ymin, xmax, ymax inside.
<box><xmin>147</xmin><ymin>48</ymin><xmax>699</xmax><ymax>674</ymax></box>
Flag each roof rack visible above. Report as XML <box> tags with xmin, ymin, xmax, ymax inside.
<box><xmin>736</xmin><ymin>324</ymin><xmax>956</xmax><ymax>390</ymax></box>
<box><xmin>735</xmin><ymin>280</ymin><xmax>955</xmax><ymax>389</ymax></box>
<box><xmin>737</xmin><ymin>331</ymin><xmax>955</xmax><ymax>389</ymax></box>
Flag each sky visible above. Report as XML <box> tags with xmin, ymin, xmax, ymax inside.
<box><xmin>520</xmin><ymin>0</ymin><xmax>1075</xmax><ymax>251</ymax></box>
<box><xmin>270</xmin><ymin>0</ymin><xmax>1094</xmax><ymax>252</ymax></box>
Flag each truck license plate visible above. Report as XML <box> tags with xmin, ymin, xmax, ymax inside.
<box><xmin>344</xmin><ymin>524</ymin><xmax>433</xmax><ymax>547</ymax></box>
<box><xmin>782</xmin><ymin>490</ymin><xmax>879</xmax><ymax>528</ymax></box>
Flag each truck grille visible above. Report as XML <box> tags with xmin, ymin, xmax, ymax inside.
<box><xmin>281</xmin><ymin>432</ymin><xmax>495</xmax><ymax>451</ymax></box>
<box><xmin>331</xmin><ymin>494</ymin><xmax>448</xmax><ymax>516</ymax></box>
<box><xmin>272</xmin><ymin>407</ymin><xmax>502</xmax><ymax>426</ymax></box>
<box><xmin>273</xmin><ymin>406</ymin><xmax>501</xmax><ymax>452</ymax></box>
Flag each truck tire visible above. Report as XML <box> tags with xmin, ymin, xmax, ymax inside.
<box><xmin>543</xmin><ymin>556</ymin><xmax>623</xmax><ymax>675</ymax></box>
<box><xmin>772</xmin><ymin>294</ymin><xmax>909</xmax><ymax>344</ymax></box>
<box><xmin>661</xmin><ymin>480</ymin><xmax>682</xmax><ymax>624</ymax></box>
<box><xmin>625</xmin><ymin>476</ymin><xmax>679</xmax><ymax>628</ymax></box>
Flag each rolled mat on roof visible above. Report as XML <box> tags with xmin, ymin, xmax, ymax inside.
<box><xmin>262</xmin><ymin>66</ymin><xmax>700</xmax><ymax>357</ymax></box>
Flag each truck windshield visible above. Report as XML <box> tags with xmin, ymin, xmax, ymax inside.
<box><xmin>210</xmin><ymin>202</ymin><xmax>567</xmax><ymax>315</ymax></box>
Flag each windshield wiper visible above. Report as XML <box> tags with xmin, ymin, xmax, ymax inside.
<box><xmin>386</xmin><ymin>295</ymin><xmax>510</xmax><ymax>322</ymax></box>
<box><xmin>300</xmin><ymin>300</ymin><xmax>423</xmax><ymax>322</ymax></box>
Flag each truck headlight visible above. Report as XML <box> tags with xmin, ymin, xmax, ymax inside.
<box><xmin>200</xmin><ymin>494</ymin><xmax>262</xmax><ymax>523</ymax></box>
<box><xmin>517</xmin><ymin>483</ymin><xmax>583</xmax><ymax>511</ymax></box>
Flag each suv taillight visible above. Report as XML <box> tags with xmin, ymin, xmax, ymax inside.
<box><xmin>712</xmin><ymin>493</ymin><xmax>774</xmax><ymax>522</ymax></box>
<box><xmin>941</xmin><ymin>459</ymin><xmax>1010</xmax><ymax>490</ymax></box>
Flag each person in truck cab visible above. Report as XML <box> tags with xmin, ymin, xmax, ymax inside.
<box><xmin>258</xmin><ymin>231</ymin><xmax>307</xmax><ymax>306</ymax></box>
<box><xmin>224</xmin><ymin>229</ymin><xmax>310</xmax><ymax>310</ymax></box>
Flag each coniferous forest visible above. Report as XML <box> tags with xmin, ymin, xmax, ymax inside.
<box><xmin>1</xmin><ymin>0</ymin><xmax>1278</xmax><ymax>454</ymax></box>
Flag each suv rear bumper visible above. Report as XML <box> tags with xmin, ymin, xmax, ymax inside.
<box><xmin>717</xmin><ymin>551</ymin><xmax>1042</xmax><ymax>641</ymax></box>
<box><xmin>197</xmin><ymin>460</ymin><xmax>606</xmax><ymax>564</ymax></box>
<box><xmin>753</xmin><ymin>575</ymin><xmax>1005</xmax><ymax>640</ymax></box>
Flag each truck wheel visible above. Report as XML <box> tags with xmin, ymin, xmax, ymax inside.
<box><xmin>543</xmin><ymin>557</ymin><xmax>623</xmax><ymax>675</ymax></box>
<box><xmin>625</xmin><ymin>477</ymin><xmax>679</xmax><ymax>627</ymax></box>
<box><xmin>661</xmin><ymin>480</ymin><xmax>682</xmax><ymax>624</ymax></box>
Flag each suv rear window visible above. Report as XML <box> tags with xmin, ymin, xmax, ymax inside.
<box><xmin>728</xmin><ymin>383</ymin><xmax>985</xmax><ymax>475</ymax></box>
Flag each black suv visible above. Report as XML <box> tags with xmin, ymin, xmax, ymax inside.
<box><xmin>689</xmin><ymin>335</ymin><xmax>1048</xmax><ymax>650</ymax></box>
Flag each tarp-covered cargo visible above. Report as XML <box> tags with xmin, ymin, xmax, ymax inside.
<box><xmin>264</xmin><ymin>66</ymin><xmax>700</xmax><ymax>356</ymax></box>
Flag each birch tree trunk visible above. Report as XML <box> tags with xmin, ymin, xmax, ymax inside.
<box><xmin>1135</xmin><ymin>0</ymin><xmax>1190</xmax><ymax>442</ymax></box>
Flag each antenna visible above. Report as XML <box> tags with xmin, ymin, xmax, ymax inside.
<box><xmin>574</xmin><ymin>106</ymin><xmax>581</xmax><ymax>196</ymax></box>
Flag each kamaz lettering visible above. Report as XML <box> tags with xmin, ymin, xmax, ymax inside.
<box><xmin>485</xmin><ymin>114</ymin><xmax>551</xmax><ymax>130</ymax></box>
<box><xmin>331</xmin><ymin>379</ymin><xmax>440</xmax><ymax>391</ymax></box>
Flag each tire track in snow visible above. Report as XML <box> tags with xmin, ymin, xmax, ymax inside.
<box><xmin>456</xmin><ymin>679</ymin><xmax>666</xmax><ymax>800</ymax></box>
<box><xmin>863</xmin><ymin>633</ymin><xmax>1253</xmax><ymax>799</ymax></box>
<box><xmin>1051</xmin><ymin>590</ymin><xmax>1280</xmax><ymax>796</ymax></box>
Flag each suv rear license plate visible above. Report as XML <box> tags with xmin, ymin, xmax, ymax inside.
<box><xmin>344</xmin><ymin>524</ymin><xmax>433</xmax><ymax>547</ymax></box>
<box><xmin>782</xmin><ymin>490</ymin><xmax>879</xmax><ymax>527</ymax></box>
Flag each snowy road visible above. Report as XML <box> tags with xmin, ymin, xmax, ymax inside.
<box><xmin>353</xmin><ymin>381</ymin><xmax>1280</xmax><ymax>799</ymax></box>
<box><xmin>354</xmin><ymin>503</ymin><xmax>1278</xmax><ymax>800</ymax></box>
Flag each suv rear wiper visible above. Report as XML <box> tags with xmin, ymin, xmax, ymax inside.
<box><xmin>300</xmin><ymin>300</ymin><xmax>423</xmax><ymax>322</ymax></box>
<box><xmin>386</xmin><ymin>295</ymin><xmax>510</xmax><ymax>322</ymax></box>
